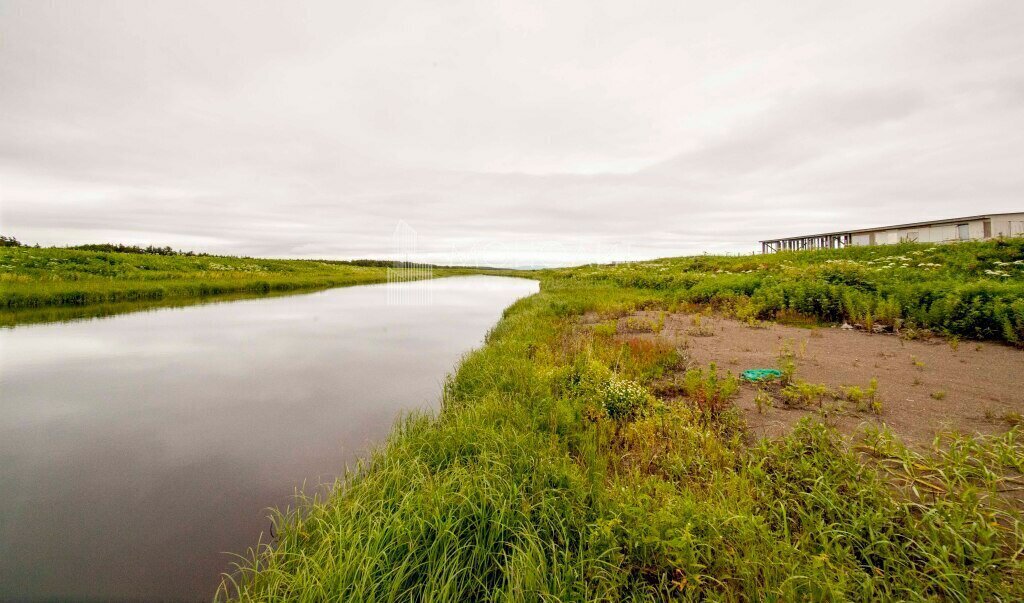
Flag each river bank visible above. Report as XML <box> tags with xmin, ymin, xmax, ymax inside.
<box><xmin>223</xmin><ymin>240</ymin><xmax>1024</xmax><ymax>601</ymax></box>
<box><xmin>0</xmin><ymin>276</ymin><xmax>538</xmax><ymax>600</ymax></box>
<box><xmin>0</xmin><ymin>246</ymin><xmax>517</xmax><ymax>326</ymax></box>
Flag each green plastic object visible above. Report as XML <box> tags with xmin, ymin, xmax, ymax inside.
<box><xmin>741</xmin><ymin>368</ymin><xmax>782</xmax><ymax>382</ymax></box>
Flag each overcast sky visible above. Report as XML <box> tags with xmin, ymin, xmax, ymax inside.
<box><xmin>2</xmin><ymin>1</ymin><xmax>1023</xmax><ymax>265</ymax></box>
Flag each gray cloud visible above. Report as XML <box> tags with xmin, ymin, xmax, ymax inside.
<box><xmin>1</xmin><ymin>0</ymin><xmax>1023</xmax><ymax>265</ymax></box>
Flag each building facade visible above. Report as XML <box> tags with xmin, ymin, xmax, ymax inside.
<box><xmin>760</xmin><ymin>212</ymin><xmax>1024</xmax><ymax>253</ymax></box>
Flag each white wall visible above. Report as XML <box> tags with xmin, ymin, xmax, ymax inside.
<box><xmin>877</xmin><ymin>229</ymin><xmax>899</xmax><ymax>244</ymax></box>
<box><xmin>813</xmin><ymin>213</ymin><xmax>1023</xmax><ymax>250</ymax></box>
<box><xmin>892</xmin><ymin>220</ymin><xmax>985</xmax><ymax>243</ymax></box>
<box><xmin>857</xmin><ymin>218</ymin><xmax>996</xmax><ymax>246</ymax></box>
<box><xmin>990</xmin><ymin>213</ymin><xmax>1024</xmax><ymax>238</ymax></box>
<box><xmin>926</xmin><ymin>224</ymin><xmax>957</xmax><ymax>242</ymax></box>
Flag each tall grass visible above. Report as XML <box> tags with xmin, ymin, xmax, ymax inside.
<box><xmin>550</xmin><ymin>239</ymin><xmax>1024</xmax><ymax>345</ymax></box>
<box><xmin>221</xmin><ymin>258</ymin><xmax>1023</xmax><ymax>601</ymax></box>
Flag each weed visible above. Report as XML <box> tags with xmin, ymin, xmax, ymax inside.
<box><xmin>867</xmin><ymin>378</ymin><xmax>882</xmax><ymax>414</ymax></box>
<box><xmin>754</xmin><ymin>389</ymin><xmax>774</xmax><ymax>414</ymax></box>
<box><xmin>624</xmin><ymin>313</ymin><xmax>665</xmax><ymax>334</ymax></box>
<box><xmin>685</xmin><ymin>315</ymin><xmax>716</xmax><ymax>337</ymax></box>
<box><xmin>603</xmin><ymin>375</ymin><xmax>653</xmax><ymax>422</ymax></box>
<box><xmin>745</xmin><ymin>317</ymin><xmax>770</xmax><ymax>329</ymax></box>
<box><xmin>680</xmin><ymin>363</ymin><xmax>738</xmax><ymax>420</ymax></box>
<box><xmin>781</xmin><ymin>380</ymin><xmax>831</xmax><ymax>407</ymax></box>
<box><xmin>777</xmin><ymin>340</ymin><xmax>796</xmax><ymax>360</ymax></box>
<box><xmin>591</xmin><ymin>320</ymin><xmax>617</xmax><ymax>337</ymax></box>
<box><xmin>930</xmin><ymin>390</ymin><xmax>947</xmax><ymax>400</ymax></box>
<box><xmin>777</xmin><ymin>356</ymin><xmax>797</xmax><ymax>386</ymax></box>
<box><xmin>841</xmin><ymin>385</ymin><xmax>865</xmax><ymax>404</ymax></box>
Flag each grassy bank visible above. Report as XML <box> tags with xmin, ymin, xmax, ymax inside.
<box><xmin>0</xmin><ymin>246</ymin><xmax>498</xmax><ymax>320</ymax></box>
<box><xmin>551</xmin><ymin>238</ymin><xmax>1024</xmax><ymax>345</ymax></box>
<box><xmin>0</xmin><ymin>247</ymin><xmax>390</xmax><ymax>309</ymax></box>
<box><xmin>221</xmin><ymin>240</ymin><xmax>1024</xmax><ymax>601</ymax></box>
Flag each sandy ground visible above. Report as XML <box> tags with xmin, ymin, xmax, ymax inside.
<box><xmin>600</xmin><ymin>311</ymin><xmax>1024</xmax><ymax>449</ymax></box>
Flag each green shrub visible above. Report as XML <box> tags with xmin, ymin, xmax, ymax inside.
<box><xmin>681</xmin><ymin>364</ymin><xmax>738</xmax><ymax>419</ymax></box>
<box><xmin>602</xmin><ymin>375</ymin><xmax>652</xmax><ymax>422</ymax></box>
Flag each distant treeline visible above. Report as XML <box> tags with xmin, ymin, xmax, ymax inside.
<box><xmin>333</xmin><ymin>259</ymin><xmax>398</xmax><ymax>267</ymax></box>
<box><xmin>66</xmin><ymin>244</ymin><xmax>396</xmax><ymax>264</ymax></box>
<box><xmin>70</xmin><ymin>243</ymin><xmax>207</xmax><ymax>256</ymax></box>
<box><xmin>66</xmin><ymin>245</ymin><xmax>509</xmax><ymax>270</ymax></box>
<box><xmin>4</xmin><ymin>237</ymin><xmax>509</xmax><ymax>270</ymax></box>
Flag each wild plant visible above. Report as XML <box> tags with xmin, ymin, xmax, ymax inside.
<box><xmin>602</xmin><ymin>375</ymin><xmax>652</xmax><ymax>422</ymax></box>
<box><xmin>681</xmin><ymin>363</ymin><xmax>738</xmax><ymax>420</ymax></box>
<box><xmin>686</xmin><ymin>314</ymin><xmax>716</xmax><ymax>337</ymax></box>
<box><xmin>780</xmin><ymin>380</ymin><xmax>831</xmax><ymax>407</ymax></box>
<box><xmin>777</xmin><ymin>357</ymin><xmax>797</xmax><ymax>386</ymax></box>
<box><xmin>591</xmin><ymin>320</ymin><xmax>617</xmax><ymax>337</ymax></box>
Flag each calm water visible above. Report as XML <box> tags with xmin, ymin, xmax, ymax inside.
<box><xmin>0</xmin><ymin>276</ymin><xmax>538</xmax><ymax>601</ymax></box>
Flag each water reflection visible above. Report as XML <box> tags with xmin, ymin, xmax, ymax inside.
<box><xmin>0</xmin><ymin>276</ymin><xmax>538</xmax><ymax>601</ymax></box>
<box><xmin>0</xmin><ymin>288</ymin><xmax>338</xmax><ymax>328</ymax></box>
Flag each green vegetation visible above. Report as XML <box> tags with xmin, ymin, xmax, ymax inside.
<box><xmin>623</xmin><ymin>312</ymin><xmax>665</xmax><ymax>334</ymax></box>
<box><xmin>221</xmin><ymin>240</ymin><xmax>1024</xmax><ymax>601</ymax></box>
<box><xmin>550</xmin><ymin>239</ymin><xmax>1024</xmax><ymax>345</ymax></box>
<box><xmin>0</xmin><ymin>246</ymin><xmax>498</xmax><ymax>321</ymax></box>
<box><xmin>842</xmin><ymin>379</ymin><xmax>883</xmax><ymax>414</ymax></box>
<box><xmin>0</xmin><ymin>246</ymin><xmax>383</xmax><ymax>311</ymax></box>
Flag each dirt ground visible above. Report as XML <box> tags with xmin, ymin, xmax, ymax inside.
<box><xmin>602</xmin><ymin>311</ymin><xmax>1024</xmax><ymax>450</ymax></box>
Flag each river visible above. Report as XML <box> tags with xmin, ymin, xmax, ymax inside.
<box><xmin>0</xmin><ymin>276</ymin><xmax>538</xmax><ymax>601</ymax></box>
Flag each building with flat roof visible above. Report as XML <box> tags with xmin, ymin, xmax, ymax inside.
<box><xmin>759</xmin><ymin>212</ymin><xmax>1024</xmax><ymax>253</ymax></box>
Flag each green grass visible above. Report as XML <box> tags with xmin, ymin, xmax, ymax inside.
<box><xmin>550</xmin><ymin>238</ymin><xmax>1024</xmax><ymax>345</ymax></box>
<box><xmin>0</xmin><ymin>246</ymin><xmax>510</xmax><ymax>324</ymax></box>
<box><xmin>219</xmin><ymin>240</ymin><xmax>1024</xmax><ymax>602</ymax></box>
<box><xmin>0</xmin><ymin>247</ymin><xmax>391</xmax><ymax>309</ymax></box>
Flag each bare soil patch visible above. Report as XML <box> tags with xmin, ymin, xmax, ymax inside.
<box><xmin>608</xmin><ymin>311</ymin><xmax>1024</xmax><ymax>450</ymax></box>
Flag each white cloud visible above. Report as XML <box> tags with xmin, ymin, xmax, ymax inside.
<box><xmin>1</xmin><ymin>0</ymin><xmax>1022</xmax><ymax>265</ymax></box>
